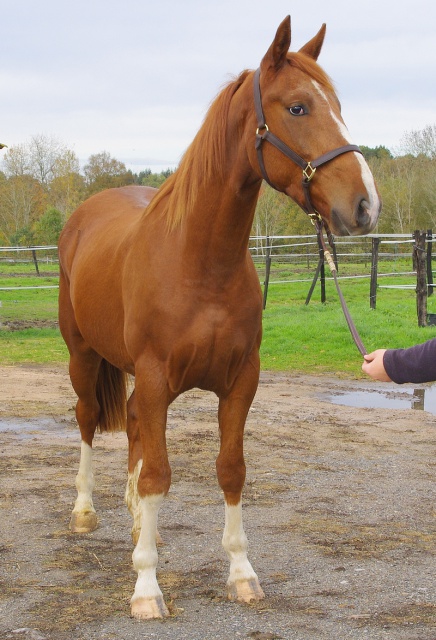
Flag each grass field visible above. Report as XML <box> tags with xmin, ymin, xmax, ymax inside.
<box><xmin>1</xmin><ymin>259</ymin><xmax>435</xmax><ymax>376</ymax></box>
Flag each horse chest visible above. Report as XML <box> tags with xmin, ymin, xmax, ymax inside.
<box><xmin>164</xmin><ymin>312</ymin><xmax>257</xmax><ymax>395</ymax></box>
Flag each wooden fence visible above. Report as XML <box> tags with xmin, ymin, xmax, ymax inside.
<box><xmin>252</xmin><ymin>231</ymin><xmax>434</xmax><ymax>327</ymax></box>
<box><xmin>1</xmin><ymin>236</ymin><xmax>434</xmax><ymax>326</ymax></box>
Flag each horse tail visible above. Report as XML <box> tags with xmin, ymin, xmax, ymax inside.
<box><xmin>96</xmin><ymin>359</ymin><xmax>128</xmax><ymax>433</ymax></box>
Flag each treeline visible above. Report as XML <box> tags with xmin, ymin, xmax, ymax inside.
<box><xmin>0</xmin><ymin>134</ymin><xmax>174</xmax><ymax>245</ymax></box>
<box><xmin>1</xmin><ymin>125</ymin><xmax>435</xmax><ymax>245</ymax></box>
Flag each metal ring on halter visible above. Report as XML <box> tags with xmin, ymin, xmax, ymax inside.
<box><xmin>256</xmin><ymin>124</ymin><xmax>269</xmax><ymax>136</ymax></box>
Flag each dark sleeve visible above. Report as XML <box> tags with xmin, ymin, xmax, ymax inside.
<box><xmin>383</xmin><ymin>337</ymin><xmax>436</xmax><ymax>384</ymax></box>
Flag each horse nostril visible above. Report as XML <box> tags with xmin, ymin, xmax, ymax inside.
<box><xmin>356</xmin><ymin>199</ymin><xmax>370</xmax><ymax>227</ymax></box>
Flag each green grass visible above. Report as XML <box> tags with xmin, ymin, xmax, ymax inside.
<box><xmin>1</xmin><ymin>264</ymin><xmax>435</xmax><ymax>375</ymax></box>
<box><xmin>261</xmin><ymin>279</ymin><xmax>436</xmax><ymax>376</ymax></box>
<box><xmin>0</xmin><ymin>328</ymin><xmax>68</xmax><ymax>363</ymax></box>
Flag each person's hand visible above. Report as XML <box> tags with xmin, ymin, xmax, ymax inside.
<box><xmin>362</xmin><ymin>349</ymin><xmax>392</xmax><ymax>382</ymax></box>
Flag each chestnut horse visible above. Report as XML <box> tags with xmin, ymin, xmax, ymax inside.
<box><xmin>58</xmin><ymin>17</ymin><xmax>380</xmax><ymax>619</ymax></box>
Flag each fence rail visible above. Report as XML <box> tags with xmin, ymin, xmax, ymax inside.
<box><xmin>249</xmin><ymin>231</ymin><xmax>435</xmax><ymax>326</ymax></box>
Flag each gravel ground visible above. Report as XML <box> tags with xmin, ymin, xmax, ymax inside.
<box><xmin>0</xmin><ymin>365</ymin><xmax>435</xmax><ymax>639</ymax></box>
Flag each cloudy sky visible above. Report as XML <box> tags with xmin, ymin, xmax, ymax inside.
<box><xmin>2</xmin><ymin>0</ymin><xmax>435</xmax><ymax>172</ymax></box>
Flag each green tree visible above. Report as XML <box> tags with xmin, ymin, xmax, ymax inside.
<box><xmin>10</xmin><ymin>226</ymin><xmax>35</xmax><ymax>246</ymax></box>
<box><xmin>360</xmin><ymin>145</ymin><xmax>393</xmax><ymax>161</ymax></box>
<box><xmin>33</xmin><ymin>207</ymin><xmax>64</xmax><ymax>245</ymax></box>
<box><xmin>139</xmin><ymin>168</ymin><xmax>175</xmax><ymax>188</ymax></box>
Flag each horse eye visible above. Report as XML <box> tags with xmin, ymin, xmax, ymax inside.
<box><xmin>289</xmin><ymin>105</ymin><xmax>306</xmax><ymax>116</ymax></box>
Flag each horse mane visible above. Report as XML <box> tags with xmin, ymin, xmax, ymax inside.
<box><xmin>144</xmin><ymin>70</ymin><xmax>251</xmax><ymax>231</ymax></box>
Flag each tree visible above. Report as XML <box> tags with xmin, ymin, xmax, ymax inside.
<box><xmin>360</xmin><ymin>145</ymin><xmax>393</xmax><ymax>161</ymax></box>
<box><xmin>253</xmin><ymin>185</ymin><xmax>288</xmax><ymax>248</ymax></box>
<box><xmin>401</xmin><ymin>124</ymin><xmax>436</xmax><ymax>160</ymax></box>
<box><xmin>29</xmin><ymin>134</ymin><xmax>69</xmax><ymax>187</ymax></box>
<box><xmin>49</xmin><ymin>150</ymin><xmax>85</xmax><ymax>220</ymax></box>
<box><xmin>139</xmin><ymin>168</ymin><xmax>175</xmax><ymax>188</ymax></box>
<box><xmin>83</xmin><ymin>151</ymin><xmax>135</xmax><ymax>196</ymax></box>
<box><xmin>367</xmin><ymin>149</ymin><xmax>436</xmax><ymax>234</ymax></box>
<box><xmin>0</xmin><ymin>137</ymin><xmax>82</xmax><ymax>242</ymax></box>
<box><xmin>33</xmin><ymin>207</ymin><xmax>64</xmax><ymax>245</ymax></box>
<box><xmin>2</xmin><ymin>143</ymin><xmax>30</xmax><ymax>178</ymax></box>
<box><xmin>0</xmin><ymin>174</ymin><xmax>46</xmax><ymax>242</ymax></box>
<box><xmin>252</xmin><ymin>183</ymin><xmax>318</xmax><ymax>241</ymax></box>
<box><xmin>9</xmin><ymin>226</ymin><xmax>35</xmax><ymax>246</ymax></box>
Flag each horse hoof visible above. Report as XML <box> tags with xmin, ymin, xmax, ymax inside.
<box><xmin>69</xmin><ymin>510</ymin><xmax>98</xmax><ymax>533</ymax></box>
<box><xmin>131</xmin><ymin>595</ymin><xmax>169</xmax><ymax>620</ymax></box>
<box><xmin>227</xmin><ymin>578</ymin><xmax>265</xmax><ymax>603</ymax></box>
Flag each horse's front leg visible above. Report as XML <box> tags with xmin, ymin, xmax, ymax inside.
<box><xmin>217</xmin><ymin>355</ymin><xmax>265</xmax><ymax>603</ymax></box>
<box><xmin>125</xmin><ymin>389</ymin><xmax>163</xmax><ymax>546</ymax></box>
<box><xmin>127</xmin><ymin>369</ymin><xmax>172</xmax><ymax>620</ymax></box>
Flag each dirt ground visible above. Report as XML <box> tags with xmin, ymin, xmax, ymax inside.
<box><xmin>0</xmin><ymin>365</ymin><xmax>435</xmax><ymax>640</ymax></box>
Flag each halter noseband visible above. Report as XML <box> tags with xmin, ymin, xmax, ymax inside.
<box><xmin>253</xmin><ymin>67</ymin><xmax>362</xmax><ymax>225</ymax></box>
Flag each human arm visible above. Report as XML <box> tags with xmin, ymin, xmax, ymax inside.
<box><xmin>362</xmin><ymin>338</ymin><xmax>436</xmax><ymax>384</ymax></box>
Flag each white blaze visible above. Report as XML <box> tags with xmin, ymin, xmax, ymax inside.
<box><xmin>311</xmin><ymin>81</ymin><xmax>380</xmax><ymax>218</ymax></box>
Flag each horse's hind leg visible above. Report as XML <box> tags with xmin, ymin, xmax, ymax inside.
<box><xmin>216</xmin><ymin>355</ymin><xmax>265</xmax><ymax>603</ymax></box>
<box><xmin>69</xmin><ymin>348</ymin><xmax>102</xmax><ymax>533</ymax></box>
<box><xmin>59</xmin><ymin>266</ymin><xmax>102</xmax><ymax>533</ymax></box>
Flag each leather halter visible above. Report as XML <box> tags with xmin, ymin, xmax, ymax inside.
<box><xmin>253</xmin><ymin>67</ymin><xmax>362</xmax><ymax>225</ymax></box>
<box><xmin>253</xmin><ymin>67</ymin><xmax>368</xmax><ymax>357</ymax></box>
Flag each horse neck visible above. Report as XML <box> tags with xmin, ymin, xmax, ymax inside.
<box><xmin>182</xmin><ymin>166</ymin><xmax>261</xmax><ymax>274</ymax></box>
<box><xmin>181</xmin><ymin>86</ymin><xmax>261</xmax><ymax>273</ymax></box>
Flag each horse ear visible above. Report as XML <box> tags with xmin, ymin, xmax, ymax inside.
<box><xmin>261</xmin><ymin>16</ymin><xmax>291</xmax><ymax>72</ymax></box>
<box><xmin>298</xmin><ymin>24</ymin><xmax>326</xmax><ymax>61</ymax></box>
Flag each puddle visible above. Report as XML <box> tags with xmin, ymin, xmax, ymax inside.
<box><xmin>327</xmin><ymin>385</ymin><xmax>436</xmax><ymax>416</ymax></box>
<box><xmin>0</xmin><ymin>417</ymin><xmax>78</xmax><ymax>440</ymax></box>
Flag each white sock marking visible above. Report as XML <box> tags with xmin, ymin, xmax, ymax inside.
<box><xmin>72</xmin><ymin>441</ymin><xmax>95</xmax><ymax>515</ymax></box>
<box><xmin>222</xmin><ymin>502</ymin><xmax>258</xmax><ymax>585</ymax></box>
<box><xmin>125</xmin><ymin>459</ymin><xmax>143</xmax><ymax>539</ymax></box>
<box><xmin>131</xmin><ymin>494</ymin><xmax>165</xmax><ymax>603</ymax></box>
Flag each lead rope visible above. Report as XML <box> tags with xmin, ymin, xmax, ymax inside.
<box><xmin>312</xmin><ymin>217</ymin><xmax>368</xmax><ymax>357</ymax></box>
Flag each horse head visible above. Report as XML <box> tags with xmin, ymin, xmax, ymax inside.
<box><xmin>247</xmin><ymin>16</ymin><xmax>381</xmax><ymax>236</ymax></box>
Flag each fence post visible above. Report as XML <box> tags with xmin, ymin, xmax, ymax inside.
<box><xmin>414</xmin><ymin>230</ymin><xmax>427</xmax><ymax>327</ymax></box>
<box><xmin>31</xmin><ymin>249</ymin><xmax>40</xmax><ymax>276</ymax></box>
<box><xmin>426</xmin><ymin>229</ymin><xmax>433</xmax><ymax>296</ymax></box>
<box><xmin>369</xmin><ymin>237</ymin><xmax>380</xmax><ymax>309</ymax></box>
<box><xmin>262</xmin><ymin>235</ymin><xmax>271</xmax><ymax>310</ymax></box>
<box><xmin>317</xmin><ymin>233</ymin><xmax>326</xmax><ymax>303</ymax></box>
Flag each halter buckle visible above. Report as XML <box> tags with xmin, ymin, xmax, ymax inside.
<box><xmin>303</xmin><ymin>162</ymin><xmax>316</xmax><ymax>182</ymax></box>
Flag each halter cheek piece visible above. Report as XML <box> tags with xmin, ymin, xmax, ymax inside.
<box><xmin>253</xmin><ymin>67</ymin><xmax>362</xmax><ymax>225</ymax></box>
<box><xmin>253</xmin><ymin>67</ymin><xmax>368</xmax><ymax>357</ymax></box>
